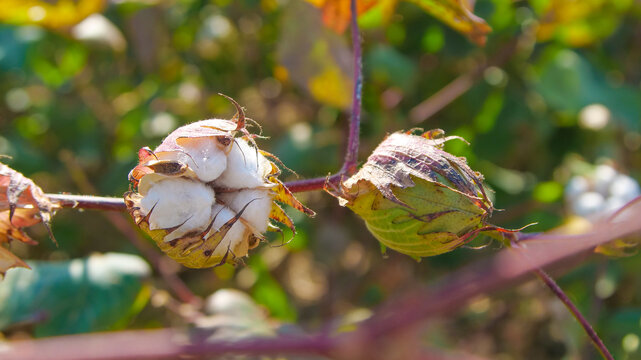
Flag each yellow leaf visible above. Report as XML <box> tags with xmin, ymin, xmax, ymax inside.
<box><xmin>0</xmin><ymin>0</ymin><xmax>105</xmax><ymax>29</ymax></box>
<box><xmin>307</xmin><ymin>0</ymin><xmax>379</xmax><ymax>33</ymax></box>
<box><xmin>308</xmin><ymin>64</ymin><xmax>353</xmax><ymax>109</ymax></box>
<box><xmin>406</xmin><ymin>0</ymin><xmax>491</xmax><ymax>46</ymax></box>
<box><xmin>307</xmin><ymin>0</ymin><xmax>490</xmax><ymax>45</ymax></box>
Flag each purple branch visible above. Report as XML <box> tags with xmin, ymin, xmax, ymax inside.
<box><xmin>6</xmin><ymin>207</ymin><xmax>641</xmax><ymax>360</ymax></box>
<box><xmin>283</xmin><ymin>173</ymin><xmax>341</xmax><ymax>193</ymax></box>
<box><xmin>533</xmin><ymin>268</ymin><xmax>614</xmax><ymax>360</ymax></box>
<box><xmin>341</xmin><ymin>0</ymin><xmax>363</xmax><ymax>175</ymax></box>
<box><xmin>2</xmin><ymin>328</ymin><xmax>489</xmax><ymax>360</ymax></box>
<box><xmin>47</xmin><ymin>194</ymin><xmax>127</xmax><ymax>212</ymax></box>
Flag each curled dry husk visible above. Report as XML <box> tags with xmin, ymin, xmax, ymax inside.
<box><xmin>0</xmin><ymin>163</ymin><xmax>58</xmax><ymax>275</ymax></box>
<box><xmin>332</xmin><ymin>129</ymin><xmax>507</xmax><ymax>258</ymax></box>
<box><xmin>125</xmin><ymin>96</ymin><xmax>314</xmax><ymax>268</ymax></box>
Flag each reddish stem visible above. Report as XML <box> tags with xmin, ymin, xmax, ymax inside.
<box><xmin>341</xmin><ymin>0</ymin><xmax>363</xmax><ymax>175</ymax></box>
<box><xmin>283</xmin><ymin>174</ymin><xmax>341</xmax><ymax>193</ymax></box>
<box><xmin>48</xmin><ymin>194</ymin><xmax>127</xmax><ymax>211</ymax></box>
<box><xmin>533</xmin><ymin>268</ymin><xmax>614</xmax><ymax>360</ymax></box>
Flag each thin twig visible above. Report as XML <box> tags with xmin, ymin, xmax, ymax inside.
<box><xmin>283</xmin><ymin>174</ymin><xmax>341</xmax><ymax>193</ymax></box>
<box><xmin>287</xmin><ymin>0</ymin><xmax>364</xmax><ymax>192</ymax></box>
<box><xmin>47</xmin><ymin>193</ymin><xmax>127</xmax><ymax>211</ymax></box>
<box><xmin>341</xmin><ymin>0</ymin><xmax>363</xmax><ymax>175</ymax></box>
<box><xmin>533</xmin><ymin>268</ymin><xmax>614</xmax><ymax>360</ymax></box>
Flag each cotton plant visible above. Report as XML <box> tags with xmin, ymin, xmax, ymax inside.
<box><xmin>125</xmin><ymin>95</ymin><xmax>314</xmax><ymax>268</ymax></box>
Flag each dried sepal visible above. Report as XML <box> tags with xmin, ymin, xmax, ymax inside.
<box><xmin>271</xmin><ymin>180</ymin><xmax>316</xmax><ymax>217</ymax></box>
<box><xmin>0</xmin><ymin>163</ymin><xmax>60</xmax><ymax>276</ymax></box>
<box><xmin>125</xmin><ymin>95</ymin><xmax>312</xmax><ymax>268</ymax></box>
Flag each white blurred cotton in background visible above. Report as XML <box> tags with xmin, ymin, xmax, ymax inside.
<box><xmin>565</xmin><ymin>163</ymin><xmax>640</xmax><ymax>220</ymax></box>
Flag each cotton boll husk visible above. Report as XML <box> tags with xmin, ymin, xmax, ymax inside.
<box><xmin>140</xmin><ymin>178</ymin><xmax>216</xmax><ymax>240</ymax></box>
<box><xmin>215</xmin><ymin>139</ymin><xmax>273</xmax><ymax>189</ymax></box>
<box><xmin>208</xmin><ymin>204</ymin><xmax>251</xmax><ymax>258</ymax></box>
<box><xmin>217</xmin><ymin>189</ymin><xmax>273</xmax><ymax>233</ymax></box>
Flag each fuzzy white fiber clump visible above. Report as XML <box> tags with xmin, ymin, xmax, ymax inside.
<box><xmin>127</xmin><ymin>119</ymin><xmax>280</xmax><ymax>267</ymax></box>
<box><xmin>215</xmin><ymin>139</ymin><xmax>273</xmax><ymax>189</ymax></box>
<box><xmin>140</xmin><ymin>177</ymin><xmax>216</xmax><ymax>241</ymax></box>
<box><xmin>125</xmin><ymin>99</ymin><xmax>312</xmax><ymax>269</ymax></box>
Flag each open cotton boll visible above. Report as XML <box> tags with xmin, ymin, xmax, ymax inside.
<box><xmin>215</xmin><ymin>139</ymin><xmax>273</xmax><ymax>189</ymax></box>
<box><xmin>125</xmin><ymin>96</ymin><xmax>315</xmax><ymax>269</ymax></box>
<box><xmin>207</xmin><ymin>204</ymin><xmax>251</xmax><ymax>258</ymax></box>
<box><xmin>218</xmin><ymin>189</ymin><xmax>273</xmax><ymax>233</ymax></box>
<box><xmin>140</xmin><ymin>178</ymin><xmax>216</xmax><ymax>239</ymax></box>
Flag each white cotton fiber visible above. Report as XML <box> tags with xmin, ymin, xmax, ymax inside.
<box><xmin>139</xmin><ymin>178</ymin><xmax>216</xmax><ymax>241</ymax></box>
<box><xmin>207</xmin><ymin>204</ymin><xmax>249</xmax><ymax>257</ymax></box>
<box><xmin>178</xmin><ymin>137</ymin><xmax>228</xmax><ymax>182</ymax></box>
<box><xmin>214</xmin><ymin>139</ymin><xmax>272</xmax><ymax>189</ymax></box>
<box><xmin>217</xmin><ymin>189</ymin><xmax>272</xmax><ymax>233</ymax></box>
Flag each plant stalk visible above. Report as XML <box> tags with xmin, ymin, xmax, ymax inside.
<box><xmin>533</xmin><ymin>268</ymin><xmax>614</xmax><ymax>360</ymax></box>
<box><xmin>341</xmin><ymin>0</ymin><xmax>363</xmax><ymax>175</ymax></box>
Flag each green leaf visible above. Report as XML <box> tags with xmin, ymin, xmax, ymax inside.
<box><xmin>0</xmin><ymin>253</ymin><xmax>151</xmax><ymax>337</ymax></box>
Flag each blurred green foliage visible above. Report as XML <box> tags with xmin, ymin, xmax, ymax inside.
<box><xmin>0</xmin><ymin>253</ymin><xmax>150</xmax><ymax>336</ymax></box>
<box><xmin>1</xmin><ymin>0</ymin><xmax>641</xmax><ymax>359</ymax></box>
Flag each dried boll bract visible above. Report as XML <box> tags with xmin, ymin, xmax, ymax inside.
<box><xmin>125</xmin><ymin>95</ymin><xmax>314</xmax><ymax>268</ymax></box>
<box><xmin>330</xmin><ymin>129</ymin><xmax>506</xmax><ymax>258</ymax></box>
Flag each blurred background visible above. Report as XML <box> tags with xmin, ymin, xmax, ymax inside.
<box><xmin>0</xmin><ymin>0</ymin><xmax>640</xmax><ymax>359</ymax></box>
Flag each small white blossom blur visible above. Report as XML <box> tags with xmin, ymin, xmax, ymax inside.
<box><xmin>565</xmin><ymin>163</ymin><xmax>640</xmax><ymax>221</ymax></box>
